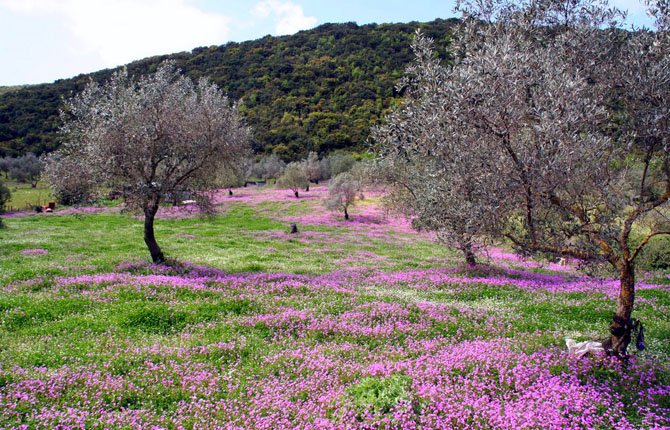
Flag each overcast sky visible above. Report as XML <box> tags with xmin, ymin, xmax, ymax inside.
<box><xmin>0</xmin><ymin>0</ymin><xmax>655</xmax><ymax>86</ymax></box>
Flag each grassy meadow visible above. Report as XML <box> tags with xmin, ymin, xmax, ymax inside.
<box><xmin>3</xmin><ymin>179</ymin><xmax>55</xmax><ymax>213</ymax></box>
<box><xmin>1</xmin><ymin>185</ymin><xmax>669</xmax><ymax>429</ymax></box>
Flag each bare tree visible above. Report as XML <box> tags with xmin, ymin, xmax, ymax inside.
<box><xmin>56</xmin><ymin>62</ymin><xmax>251</xmax><ymax>263</ymax></box>
<box><xmin>325</xmin><ymin>172</ymin><xmax>364</xmax><ymax>221</ymax></box>
<box><xmin>276</xmin><ymin>162</ymin><xmax>309</xmax><ymax>198</ymax></box>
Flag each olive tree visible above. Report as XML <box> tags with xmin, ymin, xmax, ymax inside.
<box><xmin>0</xmin><ymin>158</ymin><xmax>10</xmax><ymax>178</ymax></box>
<box><xmin>43</xmin><ymin>150</ymin><xmax>97</xmax><ymax>205</ymax></box>
<box><xmin>377</xmin><ymin>0</ymin><xmax>669</xmax><ymax>356</ymax></box>
<box><xmin>9</xmin><ymin>153</ymin><xmax>42</xmax><ymax>188</ymax></box>
<box><xmin>458</xmin><ymin>0</ymin><xmax>669</xmax><ymax>356</ymax></box>
<box><xmin>0</xmin><ymin>177</ymin><xmax>10</xmax><ymax>211</ymax></box>
<box><xmin>54</xmin><ymin>62</ymin><xmax>251</xmax><ymax>263</ymax></box>
<box><xmin>302</xmin><ymin>151</ymin><xmax>322</xmax><ymax>191</ymax></box>
<box><xmin>325</xmin><ymin>172</ymin><xmax>364</xmax><ymax>221</ymax></box>
<box><xmin>276</xmin><ymin>162</ymin><xmax>309</xmax><ymax>198</ymax></box>
<box><xmin>373</xmin><ymin>31</ymin><xmax>505</xmax><ymax>265</ymax></box>
<box><xmin>258</xmin><ymin>154</ymin><xmax>286</xmax><ymax>181</ymax></box>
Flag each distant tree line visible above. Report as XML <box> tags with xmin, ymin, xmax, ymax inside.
<box><xmin>0</xmin><ymin>153</ymin><xmax>43</xmax><ymax>188</ymax></box>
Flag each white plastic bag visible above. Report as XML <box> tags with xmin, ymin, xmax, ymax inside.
<box><xmin>565</xmin><ymin>338</ymin><xmax>604</xmax><ymax>358</ymax></box>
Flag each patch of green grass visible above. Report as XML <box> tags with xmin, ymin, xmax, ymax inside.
<box><xmin>4</xmin><ymin>180</ymin><xmax>54</xmax><ymax>211</ymax></box>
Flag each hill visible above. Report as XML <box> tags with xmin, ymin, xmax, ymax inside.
<box><xmin>0</xmin><ymin>19</ymin><xmax>456</xmax><ymax>159</ymax></box>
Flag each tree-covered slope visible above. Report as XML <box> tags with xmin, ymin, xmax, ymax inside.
<box><xmin>0</xmin><ymin>19</ymin><xmax>456</xmax><ymax>160</ymax></box>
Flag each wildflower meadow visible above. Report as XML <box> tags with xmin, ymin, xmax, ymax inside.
<box><xmin>1</xmin><ymin>185</ymin><xmax>669</xmax><ymax>429</ymax></box>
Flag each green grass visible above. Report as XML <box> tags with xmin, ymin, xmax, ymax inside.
<box><xmin>0</xmin><ymin>202</ymin><xmax>457</xmax><ymax>282</ymax></box>
<box><xmin>3</xmin><ymin>180</ymin><xmax>54</xmax><ymax>211</ymax></box>
<box><xmin>0</xmin><ymin>190</ymin><xmax>668</xmax><ymax>428</ymax></box>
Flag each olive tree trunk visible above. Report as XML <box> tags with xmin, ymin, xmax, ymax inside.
<box><xmin>460</xmin><ymin>240</ymin><xmax>477</xmax><ymax>266</ymax></box>
<box><xmin>609</xmin><ymin>261</ymin><xmax>636</xmax><ymax>356</ymax></box>
<box><xmin>143</xmin><ymin>203</ymin><xmax>165</xmax><ymax>263</ymax></box>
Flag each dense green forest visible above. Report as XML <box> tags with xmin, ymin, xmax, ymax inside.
<box><xmin>0</xmin><ymin>19</ymin><xmax>456</xmax><ymax>160</ymax></box>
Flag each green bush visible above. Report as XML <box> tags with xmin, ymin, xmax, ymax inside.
<box><xmin>345</xmin><ymin>374</ymin><xmax>413</xmax><ymax>416</ymax></box>
<box><xmin>637</xmin><ymin>236</ymin><xmax>670</xmax><ymax>271</ymax></box>
<box><xmin>0</xmin><ymin>177</ymin><xmax>10</xmax><ymax>213</ymax></box>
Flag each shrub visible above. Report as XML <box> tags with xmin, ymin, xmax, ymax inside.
<box><xmin>345</xmin><ymin>374</ymin><xmax>414</xmax><ymax>416</ymax></box>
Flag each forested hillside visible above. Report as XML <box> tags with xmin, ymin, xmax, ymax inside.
<box><xmin>0</xmin><ymin>19</ymin><xmax>456</xmax><ymax>160</ymax></box>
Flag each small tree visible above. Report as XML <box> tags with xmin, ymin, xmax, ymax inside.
<box><xmin>318</xmin><ymin>157</ymin><xmax>332</xmax><ymax>180</ymax></box>
<box><xmin>276</xmin><ymin>162</ymin><xmax>309</xmax><ymax>198</ymax></box>
<box><xmin>302</xmin><ymin>151</ymin><xmax>322</xmax><ymax>190</ymax></box>
<box><xmin>9</xmin><ymin>153</ymin><xmax>42</xmax><ymax>188</ymax></box>
<box><xmin>0</xmin><ymin>158</ymin><xmax>10</xmax><ymax>178</ymax></box>
<box><xmin>325</xmin><ymin>172</ymin><xmax>363</xmax><ymax>220</ymax></box>
<box><xmin>0</xmin><ymin>178</ymin><xmax>8</xmax><ymax>228</ymax></box>
<box><xmin>217</xmin><ymin>162</ymin><xmax>249</xmax><ymax>196</ymax></box>
<box><xmin>0</xmin><ymin>177</ymin><xmax>10</xmax><ymax>211</ymax></box>
<box><xmin>43</xmin><ymin>151</ymin><xmax>97</xmax><ymax>205</ymax></box>
<box><xmin>56</xmin><ymin>62</ymin><xmax>251</xmax><ymax>263</ymax></box>
<box><xmin>259</xmin><ymin>154</ymin><xmax>286</xmax><ymax>181</ymax></box>
<box><xmin>327</xmin><ymin>152</ymin><xmax>356</xmax><ymax>177</ymax></box>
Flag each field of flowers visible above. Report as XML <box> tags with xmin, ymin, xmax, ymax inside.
<box><xmin>1</xmin><ymin>185</ymin><xmax>669</xmax><ymax>429</ymax></box>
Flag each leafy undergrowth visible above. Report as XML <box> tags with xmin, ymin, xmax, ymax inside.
<box><xmin>1</xmin><ymin>186</ymin><xmax>669</xmax><ymax>429</ymax></box>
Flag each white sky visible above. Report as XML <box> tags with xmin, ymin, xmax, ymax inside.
<box><xmin>0</xmin><ymin>0</ymin><xmax>654</xmax><ymax>86</ymax></box>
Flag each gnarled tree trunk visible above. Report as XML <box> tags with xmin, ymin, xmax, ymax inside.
<box><xmin>609</xmin><ymin>261</ymin><xmax>635</xmax><ymax>356</ymax></box>
<box><xmin>344</xmin><ymin>207</ymin><xmax>349</xmax><ymax>220</ymax></box>
<box><xmin>144</xmin><ymin>202</ymin><xmax>165</xmax><ymax>263</ymax></box>
<box><xmin>460</xmin><ymin>240</ymin><xmax>477</xmax><ymax>266</ymax></box>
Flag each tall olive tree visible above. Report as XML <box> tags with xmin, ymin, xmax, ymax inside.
<box><xmin>55</xmin><ymin>62</ymin><xmax>251</xmax><ymax>263</ymax></box>
<box><xmin>377</xmin><ymin>0</ymin><xmax>669</xmax><ymax>356</ymax></box>
<box><xmin>373</xmin><ymin>31</ymin><xmax>506</xmax><ymax>266</ymax></box>
<box><xmin>456</xmin><ymin>0</ymin><xmax>669</xmax><ymax>356</ymax></box>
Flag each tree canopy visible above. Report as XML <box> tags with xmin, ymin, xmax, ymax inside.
<box><xmin>50</xmin><ymin>63</ymin><xmax>251</xmax><ymax>262</ymax></box>
<box><xmin>374</xmin><ymin>0</ymin><xmax>670</xmax><ymax>356</ymax></box>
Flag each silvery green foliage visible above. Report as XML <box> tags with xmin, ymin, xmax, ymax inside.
<box><xmin>377</xmin><ymin>0</ymin><xmax>669</xmax><ymax>353</ymax></box>
<box><xmin>372</xmin><ymin>31</ymin><xmax>505</xmax><ymax>263</ymax></box>
<box><xmin>327</xmin><ymin>152</ymin><xmax>356</xmax><ymax>178</ymax></box>
<box><xmin>256</xmin><ymin>154</ymin><xmax>286</xmax><ymax>180</ymax></box>
<box><xmin>8</xmin><ymin>153</ymin><xmax>42</xmax><ymax>187</ymax></box>
<box><xmin>449</xmin><ymin>0</ymin><xmax>670</xmax><ymax>270</ymax></box>
<box><xmin>303</xmin><ymin>151</ymin><xmax>322</xmax><ymax>183</ymax></box>
<box><xmin>43</xmin><ymin>150</ymin><xmax>97</xmax><ymax>205</ymax></box>
<box><xmin>325</xmin><ymin>172</ymin><xmax>364</xmax><ymax>220</ymax></box>
<box><xmin>57</xmin><ymin>61</ymin><xmax>251</xmax><ymax>213</ymax></box>
<box><xmin>276</xmin><ymin>162</ymin><xmax>309</xmax><ymax>196</ymax></box>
